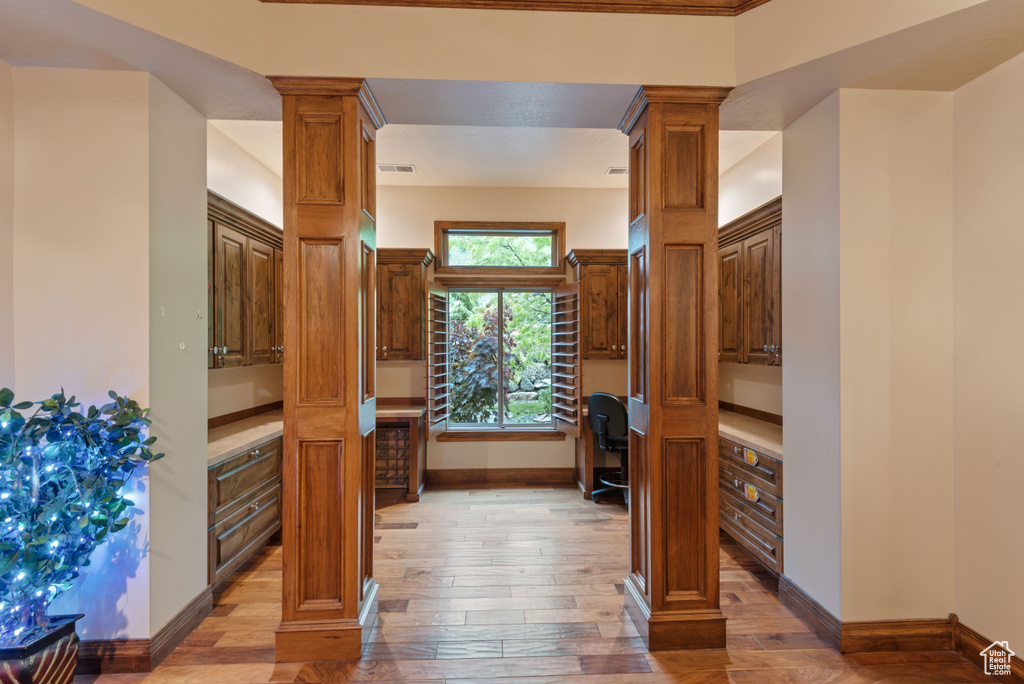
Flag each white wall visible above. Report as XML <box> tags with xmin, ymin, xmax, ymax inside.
<box><xmin>146</xmin><ymin>76</ymin><xmax>209</xmax><ymax>635</ymax></box>
<box><xmin>13</xmin><ymin>67</ymin><xmax>153</xmax><ymax>639</ymax></box>
<box><xmin>782</xmin><ymin>92</ymin><xmax>842</xmax><ymax>619</ymax></box>
<box><xmin>837</xmin><ymin>89</ymin><xmax>954</xmax><ymax>621</ymax></box>
<box><xmin>377</xmin><ymin>184</ymin><xmax>628</xmax><ymax>469</ymax></box>
<box><xmin>952</xmin><ymin>52</ymin><xmax>1024</xmax><ymax>650</ymax></box>
<box><xmin>718</xmin><ymin>133</ymin><xmax>783</xmax><ymax>416</ymax></box>
<box><xmin>0</xmin><ymin>59</ymin><xmax>13</xmax><ymax>391</ymax></box>
<box><xmin>206</xmin><ymin>122</ymin><xmax>284</xmax><ymax>419</ymax></box>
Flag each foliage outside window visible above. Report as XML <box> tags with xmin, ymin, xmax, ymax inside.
<box><xmin>448</xmin><ymin>289</ymin><xmax>553</xmax><ymax>428</ymax></box>
<box><xmin>434</xmin><ymin>222</ymin><xmax>565</xmax><ymax>276</ymax></box>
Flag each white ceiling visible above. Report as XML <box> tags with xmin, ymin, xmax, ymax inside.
<box><xmin>210</xmin><ymin>120</ymin><xmax>777</xmax><ymax>188</ymax></box>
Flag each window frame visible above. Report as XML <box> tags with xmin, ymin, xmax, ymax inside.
<box><xmin>434</xmin><ymin>274</ymin><xmax>570</xmax><ymax>441</ymax></box>
<box><xmin>433</xmin><ymin>221</ymin><xmax>567</xmax><ymax>276</ymax></box>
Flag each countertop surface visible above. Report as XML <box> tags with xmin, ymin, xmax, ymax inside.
<box><xmin>207</xmin><ymin>405</ymin><xmax>428</xmax><ymax>467</ymax></box>
<box><xmin>208</xmin><ymin>410</ymin><xmax>284</xmax><ymax>467</ymax></box>
<box><xmin>718</xmin><ymin>410</ymin><xmax>783</xmax><ymax>461</ymax></box>
<box><xmin>377</xmin><ymin>404</ymin><xmax>426</xmax><ymax>419</ymax></box>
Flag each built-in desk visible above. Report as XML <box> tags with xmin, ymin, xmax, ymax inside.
<box><xmin>376</xmin><ymin>404</ymin><xmax>427</xmax><ymax>502</ymax></box>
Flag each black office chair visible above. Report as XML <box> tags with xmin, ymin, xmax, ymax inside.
<box><xmin>588</xmin><ymin>392</ymin><xmax>628</xmax><ymax>505</ymax></box>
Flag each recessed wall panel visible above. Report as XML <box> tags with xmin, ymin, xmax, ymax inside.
<box><xmin>662</xmin><ymin>245</ymin><xmax>704</xmax><ymax>403</ymax></box>
<box><xmin>299</xmin><ymin>238</ymin><xmax>345</xmax><ymax>404</ymax></box>
<box><xmin>298</xmin><ymin>114</ymin><xmax>344</xmax><ymax>205</ymax></box>
<box><xmin>663</xmin><ymin>125</ymin><xmax>704</xmax><ymax>210</ymax></box>
<box><xmin>297</xmin><ymin>440</ymin><xmax>345</xmax><ymax>608</ymax></box>
<box><xmin>663</xmin><ymin>438</ymin><xmax>707</xmax><ymax>600</ymax></box>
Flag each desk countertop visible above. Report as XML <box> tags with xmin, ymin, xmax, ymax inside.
<box><xmin>718</xmin><ymin>410</ymin><xmax>783</xmax><ymax>461</ymax></box>
<box><xmin>208</xmin><ymin>410</ymin><xmax>284</xmax><ymax>467</ymax></box>
<box><xmin>376</xmin><ymin>404</ymin><xmax>426</xmax><ymax>419</ymax></box>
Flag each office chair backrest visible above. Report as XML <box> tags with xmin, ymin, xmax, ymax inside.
<box><xmin>588</xmin><ymin>392</ymin><xmax>628</xmax><ymax>452</ymax></box>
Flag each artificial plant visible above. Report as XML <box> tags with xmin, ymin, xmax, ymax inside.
<box><xmin>0</xmin><ymin>388</ymin><xmax>163</xmax><ymax>646</ymax></box>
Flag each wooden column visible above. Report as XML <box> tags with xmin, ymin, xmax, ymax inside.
<box><xmin>269</xmin><ymin>77</ymin><xmax>384</xmax><ymax>662</ymax></box>
<box><xmin>619</xmin><ymin>85</ymin><xmax>731</xmax><ymax>650</ymax></box>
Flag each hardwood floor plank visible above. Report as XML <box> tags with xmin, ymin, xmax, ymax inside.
<box><xmin>578</xmin><ymin>653</ymin><xmax>653</xmax><ymax>674</ymax></box>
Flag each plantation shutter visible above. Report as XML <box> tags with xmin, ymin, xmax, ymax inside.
<box><xmin>551</xmin><ymin>282</ymin><xmax>581</xmax><ymax>438</ymax></box>
<box><xmin>426</xmin><ymin>281</ymin><xmax>449</xmax><ymax>439</ymax></box>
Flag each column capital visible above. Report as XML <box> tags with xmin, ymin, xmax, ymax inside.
<box><xmin>268</xmin><ymin>76</ymin><xmax>386</xmax><ymax>129</ymax></box>
<box><xmin>619</xmin><ymin>85</ymin><xmax>732</xmax><ymax>134</ymax></box>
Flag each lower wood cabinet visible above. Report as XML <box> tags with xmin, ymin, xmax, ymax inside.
<box><xmin>207</xmin><ymin>437</ymin><xmax>283</xmax><ymax>585</ymax></box>
<box><xmin>718</xmin><ymin>435</ymin><xmax>784</xmax><ymax>574</ymax></box>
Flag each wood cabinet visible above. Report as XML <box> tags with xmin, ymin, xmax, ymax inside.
<box><xmin>375</xmin><ymin>408</ymin><xmax>427</xmax><ymax>502</ymax></box>
<box><xmin>207</xmin><ymin>436</ymin><xmax>283</xmax><ymax>585</ymax></box>
<box><xmin>567</xmin><ymin>250</ymin><xmax>628</xmax><ymax>360</ymax></box>
<box><xmin>208</xmin><ymin>192</ymin><xmax>285</xmax><ymax>369</ymax></box>
<box><xmin>718</xmin><ymin>197</ymin><xmax>782</xmax><ymax>366</ymax></box>
<box><xmin>376</xmin><ymin>249</ymin><xmax>433</xmax><ymax>361</ymax></box>
<box><xmin>718</xmin><ymin>435</ymin><xmax>783</xmax><ymax>574</ymax></box>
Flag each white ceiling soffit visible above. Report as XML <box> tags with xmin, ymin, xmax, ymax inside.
<box><xmin>722</xmin><ymin>0</ymin><xmax>1024</xmax><ymax>130</ymax></box>
<box><xmin>211</xmin><ymin>120</ymin><xmax>286</xmax><ymax>178</ymax></box>
<box><xmin>719</xmin><ymin>130</ymin><xmax>777</xmax><ymax>174</ymax></box>
<box><xmin>375</xmin><ymin>125</ymin><xmax>628</xmax><ymax>188</ymax></box>
<box><xmin>366</xmin><ymin>79</ymin><xmax>641</xmax><ymax>128</ymax></box>
<box><xmin>0</xmin><ymin>0</ymin><xmax>281</xmax><ymax>120</ymax></box>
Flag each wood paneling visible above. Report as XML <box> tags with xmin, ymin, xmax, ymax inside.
<box><xmin>567</xmin><ymin>250</ymin><xmax>627</xmax><ymax>360</ymax></box>
<box><xmin>275</xmin><ymin>248</ymin><xmax>285</xmax><ymax>363</ymax></box>
<box><xmin>298</xmin><ymin>238</ymin><xmax>345</xmax><ymax>404</ymax></box>
<box><xmin>629</xmin><ymin>247</ymin><xmax>647</xmax><ymax>402</ymax></box>
<box><xmin>272</xmin><ymin>76</ymin><xmax>382</xmax><ymax>662</ymax></box>
<box><xmin>718</xmin><ymin>242</ymin><xmax>742</xmax><ymax>363</ymax></box>
<box><xmin>377</xmin><ymin>248</ymin><xmax>433</xmax><ymax>361</ymax></box>
<box><xmin>259</xmin><ymin>0</ymin><xmax>775</xmax><ymax>19</ymax></box>
<box><xmin>619</xmin><ymin>85</ymin><xmax>730</xmax><ymax>650</ymax></box>
<box><xmin>742</xmin><ymin>229</ymin><xmax>773</xmax><ymax>365</ymax></box>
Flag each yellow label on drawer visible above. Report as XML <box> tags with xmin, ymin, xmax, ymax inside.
<box><xmin>743</xmin><ymin>448</ymin><xmax>759</xmax><ymax>466</ymax></box>
<box><xmin>744</xmin><ymin>484</ymin><xmax>760</xmax><ymax>502</ymax></box>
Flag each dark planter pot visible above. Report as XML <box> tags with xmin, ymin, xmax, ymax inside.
<box><xmin>0</xmin><ymin>615</ymin><xmax>83</xmax><ymax>684</ymax></box>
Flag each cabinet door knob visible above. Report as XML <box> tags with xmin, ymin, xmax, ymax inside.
<box><xmin>611</xmin><ymin>345</ymin><xmax>616</xmax><ymax>350</ymax></box>
<box><xmin>733</xmin><ymin>446</ymin><xmax>739</xmax><ymax>454</ymax></box>
<box><xmin>382</xmin><ymin>346</ymin><xmax>387</xmax><ymax>352</ymax></box>
<box><xmin>769</xmin><ymin>345</ymin><xmax>776</xmax><ymax>352</ymax></box>
<box><xmin>763</xmin><ymin>345</ymin><xmax>768</xmax><ymax>352</ymax></box>
<box><xmin>734</xmin><ymin>512</ymin><xmax>741</xmax><ymax>520</ymax></box>
<box><xmin>734</xmin><ymin>479</ymin><xmax>740</xmax><ymax>488</ymax></box>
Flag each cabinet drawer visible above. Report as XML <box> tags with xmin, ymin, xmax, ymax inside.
<box><xmin>208</xmin><ymin>481</ymin><xmax>281</xmax><ymax>585</ymax></box>
<box><xmin>209</xmin><ymin>438</ymin><xmax>282</xmax><ymax>525</ymax></box>
<box><xmin>719</xmin><ymin>437</ymin><xmax>782</xmax><ymax>496</ymax></box>
<box><xmin>720</xmin><ymin>469</ymin><xmax>783</xmax><ymax>537</ymax></box>
<box><xmin>720</xmin><ymin>494</ymin><xmax>783</xmax><ymax>574</ymax></box>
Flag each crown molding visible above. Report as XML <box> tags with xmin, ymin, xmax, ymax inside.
<box><xmin>261</xmin><ymin>0</ymin><xmax>772</xmax><ymax>17</ymax></box>
<box><xmin>267</xmin><ymin>77</ymin><xmax>386</xmax><ymax>129</ymax></box>
<box><xmin>619</xmin><ymin>85</ymin><xmax>733</xmax><ymax>134</ymax></box>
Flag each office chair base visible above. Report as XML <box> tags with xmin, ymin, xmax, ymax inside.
<box><xmin>592</xmin><ymin>472</ymin><xmax>629</xmax><ymax>505</ymax></box>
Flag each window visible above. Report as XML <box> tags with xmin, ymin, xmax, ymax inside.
<box><xmin>448</xmin><ymin>288</ymin><xmax>554</xmax><ymax>429</ymax></box>
<box><xmin>434</xmin><ymin>221</ymin><xmax>566</xmax><ymax>275</ymax></box>
<box><xmin>425</xmin><ymin>222</ymin><xmax>580</xmax><ymax>442</ymax></box>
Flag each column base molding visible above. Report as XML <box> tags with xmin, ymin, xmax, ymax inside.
<box><xmin>623</xmin><ymin>576</ymin><xmax>726</xmax><ymax>651</ymax></box>
<box><xmin>275</xmin><ymin>582</ymin><xmax>378</xmax><ymax>662</ymax></box>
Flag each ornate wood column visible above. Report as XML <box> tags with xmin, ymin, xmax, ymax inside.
<box><xmin>269</xmin><ymin>77</ymin><xmax>384</xmax><ymax>662</ymax></box>
<box><xmin>619</xmin><ymin>85</ymin><xmax>731</xmax><ymax>650</ymax></box>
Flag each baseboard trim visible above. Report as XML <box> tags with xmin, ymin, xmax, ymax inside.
<box><xmin>150</xmin><ymin>585</ymin><xmax>214</xmax><ymax>668</ymax></box>
<box><xmin>75</xmin><ymin>586</ymin><xmax>213</xmax><ymax>674</ymax></box>
<box><xmin>208</xmin><ymin>401</ymin><xmax>283</xmax><ymax>429</ymax></box>
<box><xmin>425</xmin><ymin>467</ymin><xmax>575</xmax><ymax>488</ymax></box>
<box><xmin>841</xmin><ymin>618</ymin><xmax>952</xmax><ymax>654</ymax></box>
<box><xmin>778</xmin><ymin>575</ymin><xmax>841</xmax><ymax>651</ymax></box>
<box><xmin>76</xmin><ymin>638</ymin><xmax>151</xmax><ymax>675</ymax></box>
<box><xmin>718</xmin><ymin>401</ymin><xmax>782</xmax><ymax>426</ymax></box>
<box><xmin>953</xmin><ymin>614</ymin><xmax>1024</xmax><ymax>683</ymax></box>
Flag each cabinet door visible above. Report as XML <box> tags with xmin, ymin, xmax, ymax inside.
<box><xmin>378</xmin><ymin>263</ymin><xmax>422</xmax><ymax>361</ymax></box>
<box><xmin>274</xmin><ymin>248</ymin><xmax>284</xmax><ymax>364</ymax></box>
<box><xmin>616</xmin><ymin>263</ymin><xmax>628</xmax><ymax>359</ymax></box>
<box><xmin>213</xmin><ymin>222</ymin><xmax>248</xmax><ymax>368</ymax></box>
<box><xmin>580</xmin><ymin>264</ymin><xmax>620</xmax><ymax>359</ymax></box>
<box><xmin>249</xmin><ymin>240</ymin><xmax>275</xmax><ymax>365</ymax></box>
<box><xmin>718</xmin><ymin>242</ymin><xmax>743</xmax><ymax>363</ymax></box>
<box><xmin>208</xmin><ymin>220</ymin><xmax>216</xmax><ymax>369</ymax></box>
<box><xmin>771</xmin><ymin>225</ymin><xmax>782</xmax><ymax>366</ymax></box>
<box><xmin>742</xmin><ymin>230</ymin><xmax>775</xmax><ymax>365</ymax></box>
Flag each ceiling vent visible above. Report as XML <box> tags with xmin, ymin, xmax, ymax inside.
<box><xmin>606</xmin><ymin>167</ymin><xmax>629</xmax><ymax>175</ymax></box>
<box><xmin>378</xmin><ymin>164</ymin><xmax>416</xmax><ymax>173</ymax></box>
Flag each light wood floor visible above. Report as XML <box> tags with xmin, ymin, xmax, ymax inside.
<box><xmin>75</xmin><ymin>487</ymin><xmax>989</xmax><ymax>683</ymax></box>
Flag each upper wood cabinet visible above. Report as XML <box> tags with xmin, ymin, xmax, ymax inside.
<box><xmin>208</xmin><ymin>192</ymin><xmax>284</xmax><ymax>369</ymax></box>
<box><xmin>567</xmin><ymin>250</ymin><xmax>628</xmax><ymax>360</ymax></box>
<box><xmin>718</xmin><ymin>197</ymin><xmax>782</xmax><ymax>366</ymax></box>
<box><xmin>377</xmin><ymin>249</ymin><xmax>434</xmax><ymax>361</ymax></box>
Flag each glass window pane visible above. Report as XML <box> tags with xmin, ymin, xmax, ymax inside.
<box><xmin>502</xmin><ymin>291</ymin><xmax>553</xmax><ymax>426</ymax></box>
<box><xmin>447</xmin><ymin>234</ymin><xmax>553</xmax><ymax>268</ymax></box>
<box><xmin>448</xmin><ymin>291</ymin><xmax>500</xmax><ymax>426</ymax></box>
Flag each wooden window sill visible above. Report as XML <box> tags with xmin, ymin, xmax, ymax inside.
<box><xmin>436</xmin><ymin>430</ymin><xmax>566</xmax><ymax>442</ymax></box>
